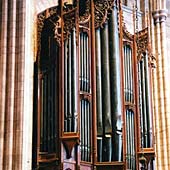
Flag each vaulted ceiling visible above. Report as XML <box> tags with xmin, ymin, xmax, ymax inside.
<box><xmin>35</xmin><ymin>0</ymin><xmax>59</xmax><ymax>14</ymax></box>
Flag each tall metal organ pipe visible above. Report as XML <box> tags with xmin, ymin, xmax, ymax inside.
<box><xmin>79</xmin><ymin>31</ymin><xmax>91</xmax><ymax>162</ymax></box>
<box><xmin>109</xmin><ymin>7</ymin><xmax>122</xmax><ymax>161</ymax></box>
<box><xmin>138</xmin><ymin>52</ymin><xmax>152</xmax><ymax>148</ymax></box>
<box><xmin>71</xmin><ymin>28</ymin><xmax>78</xmax><ymax>132</ymax></box>
<box><xmin>140</xmin><ymin>57</ymin><xmax>148</xmax><ymax>147</ymax></box>
<box><xmin>126</xmin><ymin>110</ymin><xmax>135</xmax><ymax>170</ymax></box>
<box><xmin>123</xmin><ymin>45</ymin><xmax>133</xmax><ymax>103</ymax></box>
<box><xmin>64</xmin><ymin>39</ymin><xmax>68</xmax><ymax>132</ymax></box>
<box><xmin>101</xmin><ymin>21</ymin><xmax>112</xmax><ymax>162</ymax></box>
<box><xmin>64</xmin><ymin>28</ymin><xmax>78</xmax><ymax>133</ymax></box>
<box><xmin>95</xmin><ymin>28</ymin><xmax>103</xmax><ymax>162</ymax></box>
<box><xmin>138</xmin><ymin>62</ymin><xmax>144</xmax><ymax>147</ymax></box>
<box><xmin>67</xmin><ymin>34</ymin><xmax>72</xmax><ymax>132</ymax></box>
<box><xmin>144</xmin><ymin>52</ymin><xmax>153</xmax><ymax>147</ymax></box>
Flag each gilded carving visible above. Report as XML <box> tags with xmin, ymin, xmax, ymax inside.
<box><xmin>122</xmin><ymin>19</ymin><xmax>133</xmax><ymax>41</ymax></box>
<box><xmin>136</xmin><ymin>27</ymin><xmax>149</xmax><ymax>59</ymax></box>
<box><xmin>79</xmin><ymin>0</ymin><xmax>91</xmax><ymax>25</ymax></box>
<box><xmin>94</xmin><ymin>0</ymin><xmax>115</xmax><ymax>28</ymax></box>
<box><xmin>37</xmin><ymin>12</ymin><xmax>46</xmax><ymax>60</ymax></box>
<box><xmin>37</xmin><ymin>8</ymin><xmax>60</xmax><ymax>59</ymax></box>
<box><xmin>63</xmin><ymin>7</ymin><xmax>77</xmax><ymax>39</ymax></box>
<box><xmin>54</xmin><ymin>17</ymin><xmax>62</xmax><ymax>46</ymax></box>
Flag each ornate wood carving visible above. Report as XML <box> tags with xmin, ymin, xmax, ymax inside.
<box><xmin>61</xmin><ymin>135</ymin><xmax>79</xmax><ymax>159</ymax></box>
<box><xmin>63</xmin><ymin>7</ymin><xmax>77</xmax><ymax>39</ymax></box>
<box><xmin>37</xmin><ymin>12</ymin><xmax>46</xmax><ymax>61</ymax></box>
<box><xmin>150</xmin><ymin>54</ymin><xmax>156</xmax><ymax>68</ymax></box>
<box><xmin>37</xmin><ymin>7</ymin><xmax>60</xmax><ymax>60</ymax></box>
<box><xmin>136</xmin><ymin>27</ymin><xmax>149</xmax><ymax>59</ymax></box>
<box><xmin>79</xmin><ymin>0</ymin><xmax>91</xmax><ymax>26</ymax></box>
<box><xmin>136</xmin><ymin>27</ymin><xmax>155</xmax><ymax>68</ymax></box>
<box><xmin>94</xmin><ymin>0</ymin><xmax>115</xmax><ymax>28</ymax></box>
<box><xmin>122</xmin><ymin>21</ymin><xmax>133</xmax><ymax>41</ymax></box>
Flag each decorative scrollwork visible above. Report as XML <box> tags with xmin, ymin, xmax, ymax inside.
<box><xmin>150</xmin><ymin>54</ymin><xmax>156</xmax><ymax>68</ymax></box>
<box><xmin>122</xmin><ymin>21</ymin><xmax>134</xmax><ymax>41</ymax></box>
<box><xmin>37</xmin><ymin>8</ymin><xmax>60</xmax><ymax>60</ymax></box>
<box><xmin>136</xmin><ymin>27</ymin><xmax>149</xmax><ymax>59</ymax></box>
<box><xmin>54</xmin><ymin>17</ymin><xmax>62</xmax><ymax>46</ymax></box>
<box><xmin>63</xmin><ymin>7</ymin><xmax>77</xmax><ymax>39</ymax></box>
<box><xmin>37</xmin><ymin>12</ymin><xmax>46</xmax><ymax>61</ymax></box>
<box><xmin>94</xmin><ymin>0</ymin><xmax>115</xmax><ymax>28</ymax></box>
<box><xmin>79</xmin><ymin>0</ymin><xmax>91</xmax><ymax>25</ymax></box>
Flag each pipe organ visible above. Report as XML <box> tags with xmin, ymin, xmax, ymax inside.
<box><xmin>33</xmin><ymin>1</ymin><xmax>155</xmax><ymax>170</ymax></box>
<box><xmin>79</xmin><ymin>30</ymin><xmax>92</xmax><ymax>162</ymax></box>
<box><xmin>138</xmin><ymin>52</ymin><xmax>153</xmax><ymax>148</ymax></box>
<box><xmin>64</xmin><ymin>29</ymin><xmax>78</xmax><ymax>133</ymax></box>
<box><xmin>123</xmin><ymin>44</ymin><xmax>136</xmax><ymax>169</ymax></box>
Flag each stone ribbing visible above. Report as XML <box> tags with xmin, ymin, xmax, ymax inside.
<box><xmin>152</xmin><ymin>4</ymin><xmax>170</xmax><ymax>169</ymax></box>
<box><xmin>0</xmin><ymin>0</ymin><xmax>34</xmax><ymax>169</ymax></box>
<box><xmin>3</xmin><ymin>0</ymin><xmax>17</xmax><ymax>169</ymax></box>
<box><xmin>0</xmin><ymin>0</ymin><xmax>8</xmax><ymax>169</ymax></box>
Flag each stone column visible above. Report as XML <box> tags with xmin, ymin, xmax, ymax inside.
<box><xmin>3</xmin><ymin>0</ymin><xmax>17</xmax><ymax>169</ymax></box>
<box><xmin>0</xmin><ymin>0</ymin><xmax>34</xmax><ymax>169</ymax></box>
<box><xmin>0</xmin><ymin>0</ymin><xmax>8</xmax><ymax>169</ymax></box>
<box><xmin>153</xmin><ymin>6</ymin><xmax>170</xmax><ymax>169</ymax></box>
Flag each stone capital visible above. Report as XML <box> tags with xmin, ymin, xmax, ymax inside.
<box><xmin>152</xmin><ymin>9</ymin><xmax>168</xmax><ymax>24</ymax></box>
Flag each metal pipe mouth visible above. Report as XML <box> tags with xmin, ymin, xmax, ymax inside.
<box><xmin>139</xmin><ymin>154</ymin><xmax>147</xmax><ymax>164</ymax></box>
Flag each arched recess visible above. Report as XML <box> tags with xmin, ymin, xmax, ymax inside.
<box><xmin>32</xmin><ymin>7</ymin><xmax>61</xmax><ymax>169</ymax></box>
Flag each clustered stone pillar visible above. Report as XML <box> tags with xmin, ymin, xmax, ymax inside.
<box><xmin>0</xmin><ymin>0</ymin><xmax>34</xmax><ymax>169</ymax></box>
<box><xmin>152</xmin><ymin>2</ymin><xmax>170</xmax><ymax>169</ymax></box>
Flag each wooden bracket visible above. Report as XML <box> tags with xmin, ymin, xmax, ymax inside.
<box><xmin>61</xmin><ymin>134</ymin><xmax>79</xmax><ymax>159</ymax></box>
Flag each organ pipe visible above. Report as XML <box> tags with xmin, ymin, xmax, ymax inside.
<box><xmin>80</xmin><ymin>99</ymin><xmax>91</xmax><ymax>162</ymax></box>
<box><xmin>80</xmin><ymin>100</ymin><xmax>85</xmax><ymax>160</ymax></box>
<box><xmin>71</xmin><ymin>28</ymin><xmax>78</xmax><ymax>132</ymax></box>
<box><xmin>138</xmin><ymin>62</ymin><xmax>144</xmax><ymax>148</ymax></box>
<box><xmin>140</xmin><ymin>57</ymin><xmax>148</xmax><ymax>147</ymax></box>
<box><xmin>144</xmin><ymin>52</ymin><xmax>153</xmax><ymax>147</ymax></box>
<box><xmin>79</xmin><ymin>30</ymin><xmax>91</xmax><ymax>162</ymax></box>
<box><xmin>109</xmin><ymin>8</ymin><xmax>122</xmax><ymax>161</ymax></box>
<box><xmin>101</xmin><ymin>22</ymin><xmax>112</xmax><ymax>134</ymax></box>
<box><xmin>64</xmin><ymin>39</ymin><xmax>68</xmax><ymax>132</ymax></box>
<box><xmin>95</xmin><ymin>28</ymin><xmax>103</xmax><ymax>135</ymax></box>
<box><xmin>123</xmin><ymin>45</ymin><xmax>133</xmax><ymax>103</ymax></box>
<box><xmin>68</xmin><ymin>34</ymin><xmax>72</xmax><ymax>132</ymax></box>
<box><xmin>87</xmin><ymin>101</ymin><xmax>91</xmax><ymax>162</ymax></box>
<box><xmin>86</xmin><ymin>35</ymin><xmax>89</xmax><ymax>92</ymax></box>
<box><xmin>95</xmin><ymin>28</ymin><xmax>103</xmax><ymax>162</ymax></box>
<box><xmin>124</xmin><ymin>46</ymin><xmax>127</xmax><ymax>101</ymax></box>
<box><xmin>84</xmin><ymin>100</ymin><xmax>87</xmax><ymax>160</ymax></box>
<box><xmin>83</xmin><ymin>33</ymin><xmax>87</xmax><ymax>92</ymax></box>
<box><xmin>80</xmin><ymin>33</ymin><xmax>84</xmax><ymax>91</ymax></box>
<box><xmin>138</xmin><ymin>52</ymin><xmax>153</xmax><ymax>148</ymax></box>
<box><xmin>126</xmin><ymin>110</ymin><xmax>135</xmax><ymax>170</ymax></box>
<box><xmin>101</xmin><ymin>21</ymin><xmax>112</xmax><ymax>161</ymax></box>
